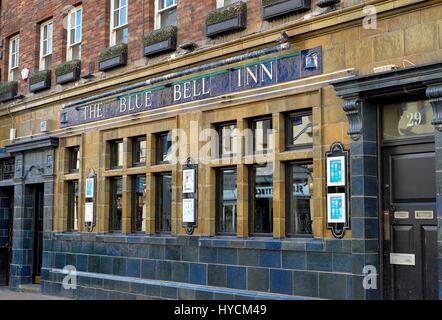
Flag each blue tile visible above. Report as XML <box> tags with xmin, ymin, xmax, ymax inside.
<box><xmin>161</xmin><ymin>286</ymin><xmax>177</xmax><ymax>299</ymax></box>
<box><xmin>217</xmin><ymin>248</ymin><xmax>238</xmax><ymax>265</ymax></box>
<box><xmin>156</xmin><ymin>260</ymin><xmax>172</xmax><ymax>281</ymax></box>
<box><xmin>189</xmin><ymin>263</ymin><xmax>206</xmax><ymax>285</ymax></box>
<box><xmin>199</xmin><ymin>247</ymin><xmax>217</xmax><ymax>263</ymax></box>
<box><xmin>100</xmin><ymin>256</ymin><xmax>114</xmax><ymax>274</ymax></box>
<box><xmin>259</xmin><ymin>250</ymin><xmax>281</xmax><ymax>268</ymax></box>
<box><xmin>306</xmin><ymin>252</ymin><xmax>332</xmax><ymax>272</ymax></box>
<box><xmin>332</xmin><ymin>253</ymin><xmax>352</xmax><ymax>273</ymax></box>
<box><xmin>165</xmin><ymin>246</ymin><xmax>181</xmax><ymax>260</ymax></box>
<box><xmin>171</xmin><ymin>262</ymin><xmax>189</xmax><ymax>282</ymax></box>
<box><xmin>270</xmin><ymin>269</ymin><xmax>293</xmax><ymax>295</ymax></box>
<box><xmin>76</xmin><ymin>255</ymin><xmax>88</xmax><ymax>272</ymax></box>
<box><xmin>127</xmin><ymin>258</ymin><xmax>141</xmax><ymax>278</ymax></box>
<box><xmin>319</xmin><ymin>273</ymin><xmax>347</xmax><ymax>299</ymax></box>
<box><xmin>208</xmin><ymin>264</ymin><xmax>227</xmax><ymax>287</ymax></box>
<box><xmin>112</xmin><ymin>257</ymin><xmax>127</xmax><ymax>276</ymax></box>
<box><xmin>238</xmin><ymin>249</ymin><xmax>260</xmax><ymax>266</ymax></box>
<box><xmin>292</xmin><ymin>271</ymin><xmax>318</xmax><ymax>298</ymax></box>
<box><xmin>226</xmin><ymin>266</ymin><xmax>246</xmax><ymax>290</ymax></box>
<box><xmin>281</xmin><ymin>251</ymin><xmax>306</xmax><ymax>269</ymax></box>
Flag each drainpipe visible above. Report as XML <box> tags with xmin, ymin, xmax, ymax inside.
<box><xmin>63</xmin><ymin>41</ymin><xmax>291</xmax><ymax>109</ymax></box>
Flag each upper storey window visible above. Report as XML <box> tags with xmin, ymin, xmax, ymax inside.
<box><xmin>39</xmin><ymin>20</ymin><xmax>53</xmax><ymax>70</ymax></box>
<box><xmin>110</xmin><ymin>0</ymin><xmax>128</xmax><ymax>45</ymax></box>
<box><xmin>67</xmin><ymin>6</ymin><xmax>82</xmax><ymax>61</ymax></box>
<box><xmin>8</xmin><ymin>35</ymin><xmax>20</xmax><ymax>81</ymax></box>
<box><xmin>155</xmin><ymin>0</ymin><xmax>177</xmax><ymax>29</ymax></box>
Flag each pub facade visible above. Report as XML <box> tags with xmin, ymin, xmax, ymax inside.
<box><xmin>0</xmin><ymin>0</ymin><xmax>441</xmax><ymax>300</ymax></box>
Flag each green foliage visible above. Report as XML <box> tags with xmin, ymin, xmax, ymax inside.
<box><xmin>0</xmin><ymin>81</ymin><xmax>18</xmax><ymax>96</ymax></box>
<box><xmin>262</xmin><ymin>0</ymin><xmax>286</xmax><ymax>7</ymax></box>
<box><xmin>143</xmin><ymin>26</ymin><xmax>177</xmax><ymax>47</ymax></box>
<box><xmin>55</xmin><ymin>60</ymin><xmax>81</xmax><ymax>77</ymax></box>
<box><xmin>206</xmin><ymin>1</ymin><xmax>247</xmax><ymax>26</ymax></box>
<box><xmin>99</xmin><ymin>43</ymin><xmax>128</xmax><ymax>62</ymax></box>
<box><xmin>29</xmin><ymin>69</ymin><xmax>51</xmax><ymax>85</ymax></box>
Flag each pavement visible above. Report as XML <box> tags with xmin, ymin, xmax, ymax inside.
<box><xmin>0</xmin><ymin>287</ymin><xmax>71</xmax><ymax>300</ymax></box>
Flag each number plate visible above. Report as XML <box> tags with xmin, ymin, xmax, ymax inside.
<box><xmin>394</xmin><ymin>211</ymin><xmax>409</xmax><ymax>219</ymax></box>
<box><xmin>415</xmin><ymin>210</ymin><xmax>433</xmax><ymax>219</ymax></box>
<box><xmin>390</xmin><ymin>253</ymin><xmax>415</xmax><ymax>266</ymax></box>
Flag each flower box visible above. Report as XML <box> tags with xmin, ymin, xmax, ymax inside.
<box><xmin>206</xmin><ymin>2</ymin><xmax>247</xmax><ymax>38</ymax></box>
<box><xmin>262</xmin><ymin>0</ymin><xmax>311</xmax><ymax>20</ymax></box>
<box><xmin>99</xmin><ymin>43</ymin><xmax>128</xmax><ymax>71</ymax></box>
<box><xmin>56</xmin><ymin>60</ymin><xmax>81</xmax><ymax>84</ymax></box>
<box><xmin>29</xmin><ymin>69</ymin><xmax>51</xmax><ymax>92</ymax></box>
<box><xmin>0</xmin><ymin>81</ymin><xmax>18</xmax><ymax>102</ymax></box>
<box><xmin>143</xmin><ymin>26</ymin><xmax>177</xmax><ymax>57</ymax></box>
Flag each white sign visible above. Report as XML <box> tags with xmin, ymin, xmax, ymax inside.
<box><xmin>327</xmin><ymin>156</ymin><xmax>346</xmax><ymax>186</ymax></box>
<box><xmin>85</xmin><ymin>178</ymin><xmax>95</xmax><ymax>198</ymax></box>
<box><xmin>182</xmin><ymin>198</ymin><xmax>195</xmax><ymax>223</ymax></box>
<box><xmin>85</xmin><ymin>202</ymin><xmax>94</xmax><ymax>223</ymax></box>
<box><xmin>327</xmin><ymin>193</ymin><xmax>346</xmax><ymax>223</ymax></box>
<box><xmin>183</xmin><ymin>169</ymin><xmax>195</xmax><ymax>194</ymax></box>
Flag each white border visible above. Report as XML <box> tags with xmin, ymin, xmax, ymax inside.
<box><xmin>182</xmin><ymin>168</ymin><xmax>195</xmax><ymax>193</ymax></box>
<box><xmin>182</xmin><ymin>198</ymin><xmax>195</xmax><ymax>223</ymax></box>
<box><xmin>326</xmin><ymin>155</ymin><xmax>346</xmax><ymax>186</ymax></box>
<box><xmin>327</xmin><ymin>193</ymin><xmax>346</xmax><ymax>223</ymax></box>
<box><xmin>85</xmin><ymin>202</ymin><xmax>94</xmax><ymax>223</ymax></box>
<box><xmin>85</xmin><ymin>178</ymin><xmax>95</xmax><ymax>198</ymax></box>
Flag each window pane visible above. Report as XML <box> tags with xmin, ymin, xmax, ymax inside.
<box><xmin>160</xmin><ymin>8</ymin><xmax>177</xmax><ymax>28</ymax></box>
<box><xmin>287</xmin><ymin>162</ymin><xmax>313</xmax><ymax>235</ymax></box>
<box><xmin>115</xmin><ymin>27</ymin><xmax>128</xmax><ymax>44</ymax></box>
<box><xmin>217</xmin><ymin>168</ymin><xmax>237</xmax><ymax>234</ymax></box>
<box><xmin>69</xmin><ymin>147</ymin><xmax>80</xmax><ymax>172</ymax></box>
<box><xmin>254</xmin><ymin>118</ymin><xmax>272</xmax><ymax>153</ymax></box>
<box><xmin>133</xmin><ymin>175</ymin><xmax>146</xmax><ymax>232</ymax></box>
<box><xmin>288</xmin><ymin>113</ymin><xmax>313</xmax><ymax>148</ymax></box>
<box><xmin>120</xmin><ymin>5</ymin><xmax>127</xmax><ymax>25</ymax></box>
<box><xmin>219</xmin><ymin>123</ymin><xmax>236</xmax><ymax>157</ymax></box>
<box><xmin>383</xmin><ymin>101</ymin><xmax>434</xmax><ymax>141</ymax></box>
<box><xmin>111</xmin><ymin>140</ymin><xmax>124</xmax><ymax>168</ymax></box>
<box><xmin>133</xmin><ymin>137</ymin><xmax>146</xmax><ymax>165</ymax></box>
<box><xmin>157</xmin><ymin>173</ymin><xmax>172</xmax><ymax>233</ymax></box>
<box><xmin>110</xmin><ymin>177</ymin><xmax>123</xmax><ymax>232</ymax></box>
<box><xmin>251</xmin><ymin>164</ymin><xmax>273</xmax><ymax>234</ymax></box>
<box><xmin>68</xmin><ymin>181</ymin><xmax>79</xmax><ymax>231</ymax></box>
<box><xmin>157</xmin><ymin>132</ymin><xmax>172</xmax><ymax>163</ymax></box>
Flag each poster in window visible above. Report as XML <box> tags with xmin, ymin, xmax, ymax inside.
<box><xmin>85</xmin><ymin>178</ymin><xmax>95</xmax><ymax>198</ymax></box>
<box><xmin>327</xmin><ymin>156</ymin><xmax>346</xmax><ymax>186</ymax></box>
<box><xmin>85</xmin><ymin>202</ymin><xmax>94</xmax><ymax>223</ymax></box>
<box><xmin>182</xmin><ymin>198</ymin><xmax>195</xmax><ymax>223</ymax></box>
<box><xmin>182</xmin><ymin>169</ymin><xmax>195</xmax><ymax>194</ymax></box>
<box><xmin>327</xmin><ymin>193</ymin><xmax>346</xmax><ymax>223</ymax></box>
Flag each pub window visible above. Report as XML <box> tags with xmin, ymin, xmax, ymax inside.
<box><xmin>155</xmin><ymin>0</ymin><xmax>177</xmax><ymax>29</ymax></box>
<box><xmin>216</xmin><ymin>0</ymin><xmax>242</xmax><ymax>8</ymax></box>
<box><xmin>216</xmin><ymin>122</ymin><xmax>237</xmax><ymax>158</ymax></box>
<box><xmin>8</xmin><ymin>35</ymin><xmax>20</xmax><ymax>81</ymax></box>
<box><xmin>251</xmin><ymin>116</ymin><xmax>273</xmax><ymax>154</ymax></box>
<box><xmin>156</xmin><ymin>132</ymin><xmax>172</xmax><ymax>164</ymax></box>
<box><xmin>156</xmin><ymin>172</ymin><xmax>172</xmax><ymax>233</ymax></box>
<box><xmin>286</xmin><ymin>110</ymin><xmax>313</xmax><ymax>150</ymax></box>
<box><xmin>67</xmin><ymin>180</ymin><xmax>79</xmax><ymax>232</ymax></box>
<box><xmin>132</xmin><ymin>175</ymin><xmax>146</xmax><ymax>232</ymax></box>
<box><xmin>286</xmin><ymin>161</ymin><xmax>313</xmax><ymax>236</ymax></box>
<box><xmin>66</xmin><ymin>5</ymin><xmax>82</xmax><ymax>61</ymax></box>
<box><xmin>216</xmin><ymin>167</ymin><xmax>237</xmax><ymax>235</ymax></box>
<box><xmin>68</xmin><ymin>146</ymin><xmax>80</xmax><ymax>173</ymax></box>
<box><xmin>382</xmin><ymin>100</ymin><xmax>434</xmax><ymax>141</ymax></box>
<box><xmin>132</xmin><ymin>136</ymin><xmax>147</xmax><ymax>166</ymax></box>
<box><xmin>39</xmin><ymin>20</ymin><xmax>53</xmax><ymax>70</ymax></box>
<box><xmin>109</xmin><ymin>139</ymin><xmax>124</xmax><ymax>169</ymax></box>
<box><xmin>110</xmin><ymin>0</ymin><xmax>128</xmax><ymax>46</ymax></box>
<box><xmin>109</xmin><ymin>176</ymin><xmax>123</xmax><ymax>232</ymax></box>
<box><xmin>249</xmin><ymin>164</ymin><xmax>273</xmax><ymax>235</ymax></box>
<box><xmin>0</xmin><ymin>158</ymin><xmax>15</xmax><ymax>181</ymax></box>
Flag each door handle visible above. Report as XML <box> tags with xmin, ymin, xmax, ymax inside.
<box><xmin>383</xmin><ymin>210</ymin><xmax>390</xmax><ymax>241</ymax></box>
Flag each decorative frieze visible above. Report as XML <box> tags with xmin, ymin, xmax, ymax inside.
<box><xmin>426</xmin><ymin>84</ymin><xmax>442</xmax><ymax>131</ymax></box>
<box><xmin>342</xmin><ymin>98</ymin><xmax>363</xmax><ymax>141</ymax></box>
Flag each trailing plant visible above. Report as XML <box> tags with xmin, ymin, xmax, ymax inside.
<box><xmin>0</xmin><ymin>81</ymin><xmax>18</xmax><ymax>96</ymax></box>
<box><xmin>99</xmin><ymin>43</ymin><xmax>128</xmax><ymax>62</ymax></box>
<box><xmin>143</xmin><ymin>26</ymin><xmax>177</xmax><ymax>47</ymax></box>
<box><xmin>29</xmin><ymin>69</ymin><xmax>51</xmax><ymax>85</ymax></box>
<box><xmin>205</xmin><ymin>1</ymin><xmax>247</xmax><ymax>26</ymax></box>
<box><xmin>55</xmin><ymin>60</ymin><xmax>81</xmax><ymax>76</ymax></box>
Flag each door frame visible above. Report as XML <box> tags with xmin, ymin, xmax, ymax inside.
<box><xmin>30</xmin><ymin>183</ymin><xmax>45</xmax><ymax>284</ymax></box>
<box><xmin>377</xmin><ymin>103</ymin><xmax>436</xmax><ymax>300</ymax></box>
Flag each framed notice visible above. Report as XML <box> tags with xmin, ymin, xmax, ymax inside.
<box><xmin>85</xmin><ymin>202</ymin><xmax>94</xmax><ymax>223</ymax></box>
<box><xmin>327</xmin><ymin>156</ymin><xmax>346</xmax><ymax>186</ymax></box>
<box><xmin>85</xmin><ymin>178</ymin><xmax>95</xmax><ymax>198</ymax></box>
<box><xmin>182</xmin><ymin>198</ymin><xmax>195</xmax><ymax>223</ymax></box>
<box><xmin>182</xmin><ymin>169</ymin><xmax>195</xmax><ymax>194</ymax></box>
<box><xmin>327</xmin><ymin>193</ymin><xmax>346</xmax><ymax>223</ymax></box>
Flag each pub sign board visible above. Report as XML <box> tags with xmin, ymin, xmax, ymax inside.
<box><xmin>60</xmin><ymin>46</ymin><xmax>322</xmax><ymax>127</ymax></box>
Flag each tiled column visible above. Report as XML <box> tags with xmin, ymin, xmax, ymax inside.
<box><xmin>427</xmin><ymin>84</ymin><xmax>442</xmax><ymax>299</ymax></box>
<box><xmin>342</xmin><ymin>97</ymin><xmax>380</xmax><ymax>300</ymax></box>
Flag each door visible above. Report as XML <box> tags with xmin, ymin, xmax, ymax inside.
<box><xmin>0</xmin><ymin>187</ymin><xmax>14</xmax><ymax>286</ymax></box>
<box><xmin>382</xmin><ymin>143</ymin><xmax>438</xmax><ymax>300</ymax></box>
<box><xmin>32</xmin><ymin>184</ymin><xmax>44</xmax><ymax>284</ymax></box>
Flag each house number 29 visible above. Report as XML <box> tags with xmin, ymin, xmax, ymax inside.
<box><xmin>406</xmin><ymin>112</ymin><xmax>422</xmax><ymax>127</ymax></box>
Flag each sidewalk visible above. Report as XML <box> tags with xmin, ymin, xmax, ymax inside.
<box><xmin>0</xmin><ymin>287</ymin><xmax>71</xmax><ymax>300</ymax></box>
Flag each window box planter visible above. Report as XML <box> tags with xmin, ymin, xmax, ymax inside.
<box><xmin>98</xmin><ymin>43</ymin><xmax>128</xmax><ymax>71</ymax></box>
<box><xmin>316</xmin><ymin>0</ymin><xmax>340</xmax><ymax>8</ymax></box>
<box><xmin>143</xmin><ymin>26</ymin><xmax>177</xmax><ymax>57</ymax></box>
<box><xmin>262</xmin><ymin>0</ymin><xmax>311</xmax><ymax>20</ymax></box>
<box><xmin>206</xmin><ymin>1</ymin><xmax>247</xmax><ymax>38</ymax></box>
<box><xmin>0</xmin><ymin>81</ymin><xmax>18</xmax><ymax>102</ymax></box>
<box><xmin>56</xmin><ymin>60</ymin><xmax>81</xmax><ymax>85</ymax></box>
<box><xmin>29</xmin><ymin>69</ymin><xmax>51</xmax><ymax>92</ymax></box>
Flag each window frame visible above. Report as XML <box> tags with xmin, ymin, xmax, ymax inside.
<box><xmin>131</xmin><ymin>174</ymin><xmax>146</xmax><ymax>233</ymax></box>
<box><xmin>216</xmin><ymin>121</ymin><xmax>237</xmax><ymax>159</ymax></box>
<box><xmin>8</xmin><ymin>35</ymin><xmax>20</xmax><ymax>81</ymax></box>
<box><xmin>68</xmin><ymin>146</ymin><xmax>80</xmax><ymax>173</ymax></box>
<box><xmin>110</xmin><ymin>0</ymin><xmax>129</xmax><ymax>46</ymax></box>
<box><xmin>285</xmin><ymin>160</ymin><xmax>314</xmax><ymax>238</ymax></box>
<box><xmin>216</xmin><ymin>167</ymin><xmax>237</xmax><ymax>236</ymax></box>
<box><xmin>132</xmin><ymin>136</ymin><xmax>147</xmax><ymax>167</ymax></box>
<box><xmin>250</xmin><ymin>116</ymin><xmax>273</xmax><ymax>155</ymax></box>
<box><xmin>285</xmin><ymin>109</ymin><xmax>313</xmax><ymax>151</ymax></box>
<box><xmin>109</xmin><ymin>176</ymin><xmax>123</xmax><ymax>232</ymax></box>
<box><xmin>155</xmin><ymin>172</ymin><xmax>172</xmax><ymax>234</ymax></box>
<box><xmin>66</xmin><ymin>5</ymin><xmax>83</xmax><ymax>61</ymax></box>
<box><xmin>155</xmin><ymin>131</ymin><xmax>172</xmax><ymax>164</ymax></box>
<box><xmin>109</xmin><ymin>139</ymin><xmax>124</xmax><ymax>169</ymax></box>
<box><xmin>67</xmin><ymin>180</ymin><xmax>79</xmax><ymax>232</ymax></box>
<box><xmin>39</xmin><ymin>20</ymin><xmax>53</xmax><ymax>71</ymax></box>
<box><xmin>154</xmin><ymin>0</ymin><xmax>177</xmax><ymax>29</ymax></box>
<box><xmin>248</xmin><ymin>163</ymin><xmax>273</xmax><ymax>237</ymax></box>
